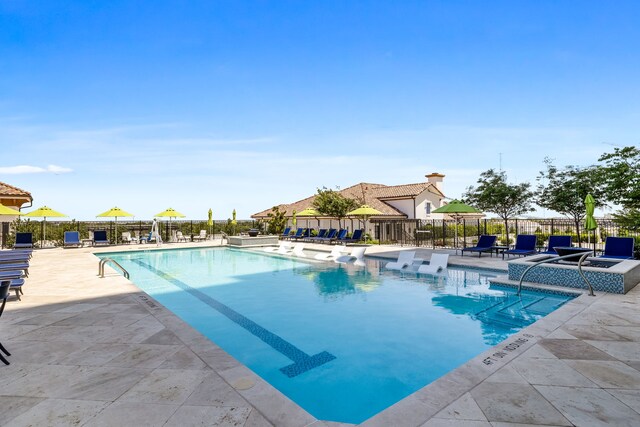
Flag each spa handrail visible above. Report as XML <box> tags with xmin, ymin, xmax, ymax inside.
<box><xmin>98</xmin><ymin>258</ymin><xmax>130</xmax><ymax>279</ymax></box>
<box><xmin>517</xmin><ymin>251</ymin><xmax>595</xmax><ymax>297</ymax></box>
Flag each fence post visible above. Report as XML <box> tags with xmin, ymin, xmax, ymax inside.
<box><xmin>462</xmin><ymin>219</ymin><xmax>467</xmax><ymax>248</ymax></box>
<box><xmin>515</xmin><ymin>218</ymin><xmax>519</xmax><ymax>236</ymax></box>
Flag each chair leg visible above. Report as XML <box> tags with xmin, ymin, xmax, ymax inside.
<box><xmin>14</xmin><ymin>289</ymin><xmax>21</xmax><ymax>301</ymax></box>
<box><xmin>0</xmin><ymin>351</ymin><xmax>9</xmax><ymax>365</ymax></box>
<box><xmin>0</xmin><ymin>341</ymin><xmax>10</xmax><ymax>356</ymax></box>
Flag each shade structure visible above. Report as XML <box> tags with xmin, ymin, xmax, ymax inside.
<box><xmin>347</xmin><ymin>205</ymin><xmax>383</xmax><ymax>243</ymax></box>
<box><xmin>297</xmin><ymin>207</ymin><xmax>321</xmax><ymax>230</ymax></box>
<box><xmin>96</xmin><ymin>207</ymin><xmax>134</xmax><ymax>244</ymax></box>
<box><xmin>208</xmin><ymin>208</ymin><xmax>213</xmax><ymax>235</ymax></box>
<box><xmin>0</xmin><ymin>204</ymin><xmax>22</xmax><ymax>216</ymax></box>
<box><xmin>24</xmin><ymin>206</ymin><xmax>68</xmax><ymax>247</ymax></box>
<box><xmin>584</xmin><ymin>194</ymin><xmax>597</xmax><ymax>250</ymax></box>
<box><xmin>432</xmin><ymin>200</ymin><xmax>482</xmax><ymax>249</ymax></box>
<box><xmin>155</xmin><ymin>208</ymin><xmax>186</xmax><ymax>243</ymax></box>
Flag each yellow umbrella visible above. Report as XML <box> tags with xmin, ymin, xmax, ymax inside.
<box><xmin>97</xmin><ymin>207</ymin><xmax>135</xmax><ymax>244</ymax></box>
<box><xmin>292</xmin><ymin>209</ymin><xmax>297</xmax><ymax>229</ymax></box>
<box><xmin>297</xmin><ymin>207</ymin><xmax>321</xmax><ymax>231</ymax></box>
<box><xmin>155</xmin><ymin>208</ymin><xmax>186</xmax><ymax>242</ymax></box>
<box><xmin>24</xmin><ymin>206</ymin><xmax>68</xmax><ymax>246</ymax></box>
<box><xmin>208</xmin><ymin>208</ymin><xmax>213</xmax><ymax>235</ymax></box>
<box><xmin>0</xmin><ymin>204</ymin><xmax>22</xmax><ymax>216</ymax></box>
<box><xmin>346</xmin><ymin>205</ymin><xmax>383</xmax><ymax>243</ymax></box>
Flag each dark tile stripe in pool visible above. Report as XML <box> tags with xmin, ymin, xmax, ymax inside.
<box><xmin>130</xmin><ymin>259</ymin><xmax>336</xmax><ymax>377</ymax></box>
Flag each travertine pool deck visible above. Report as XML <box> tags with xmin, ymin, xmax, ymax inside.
<box><xmin>1</xmin><ymin>242</ymin><xmax>640</xmax><ymax>426</ymax></box>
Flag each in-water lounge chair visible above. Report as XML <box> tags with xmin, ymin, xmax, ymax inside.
<box><xmin>64</xmin><ymin>231</ymin><xmax>81</xmax><ymax>248</ymax></box>
<box><xmin>263</xmin><ymin>241</ymin><xmax>293</xmax><ymax>254</ymax></box>
<box><xmin>503</xmin><ymin>235</ymin><xmax>537</xmax><ymax>259</ymax></box>
<box><xmin>418</xmin><ymin>253</ymin><xmax>449</xmax><ymax>275</ymax></box>
<box><xmin>14</xmin><ymin>233</ymin><xmax>33</xmax><ymax>249</ymax></box>
<box><xmin>599</xmin><ymin>237</ymin><xmax>634</xmax><ymax>260</ymax></box>
<box><xmin>290</xmin><ymin>243</ymin><xmax>307</xmax><ymax>257</ymax></box>
<box><xmin>540</xmin><ymin>235</ymin><xmax>572</xmax><ymax>255</ymax></box>
<box><xmin>385</xmin><ymin>251</ymin><xmax>425</xmax><ymax>270</ymax></box>
<box><xmin>461</xmin><ymin>235</ymin><xmax>497</xmax><ymax>257</ymax></box>
<box><xmin>335</xmin><ymin>246</ymin><xmax>366</xmax><ymax>266</ymax></box>
<box><xmin>314</xmin><ymin>245</ymin><xmax>348</xmax><ymax>261</ymax></box>
<box><xmin>93</xmin><ymin>230</ymin><xmax>110</xmax><ymax>246</ymax></box>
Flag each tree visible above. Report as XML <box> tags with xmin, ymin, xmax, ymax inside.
<box><xmin>536</xmin><ymin>158</ymin><xmax>604</xmax><ymax>244</ymax></box>
<box><xmin>597</xmin><ymin>146</ymin><xmax>640</xmax><ymax>210</ymax></box>
<box><xmin>312</xmin><ymin>187</ymin><xmax>359</xmax><ymax>228</ymax></box>
<box><xmin>464</xmin><ymin>169</ymin><xmax>535</xmax><ymax>244</ymax></box>
<box><xmin>266</xmin><ymin>205</ymin><xmax>286</xmax><ymax>235</ymax></box>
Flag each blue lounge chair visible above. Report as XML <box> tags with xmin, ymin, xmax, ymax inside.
<box><xmin>93</xmin><ymin>230</ymin><xmax>110</xmax><ymax>246</ymax></box>
<box><xmin>312</xmin><ymin>228</ymin><xmax>337</xmax><ymax>243</ymax></box>
<box><xmin>287</xmin><ymin>228</ymin><xmax>304</xmax><ymax>241</ymax></box>
<box><xmin>338</xmin><ymin>229</ymin><xmax>364</xmax><ymax>244</ymax></box>
<box><xmin>461</xmin><ymin>235</ymin><xmax>497</xmax><ymax>257</ymax></box>
<box><xmin>330</xmin><ymin>229</ymin><xmax>348</xmax><ymax>244</ymax></box>
<box><xmin>0</xmin><ymin>271</ymin><xmax>25</xmax><ymax>300</ymax></box>
<box><xmin>599</xmin><ymin>237</ymin><xmax>634</xmax><ymax>260</ymax></box>
<box><xmin>1</xmin><ymin>279</ymin><xmax>12</xmax><ymax>364</ymax></box>
<box><xmin>307</xmin><ymin>229</ymin><xmax>327</xmax><ymax>242</ymax></box>
<box><xmin>14</xmin><ymin>233</ymin><xmax>33</xmax><ymax>249</ymax></box>
<box><xmin>0</xmin><ymin>263</ymin><xmax>29</xmax><ymax>277</ymax></box>
<box><xmin>64</xmin><ymin>231</ymin><xmax>81</xmax><ymax>248</ymax></box>
<box><xmin>540</xmin><ymin>235</ymin><xmax>573</xmax><ymax>255</ymax></box>
<box><xmin>279</xmin><ymin>227</ymin><xmax>291</xmax><ymax>239</ymax></box>
<box><xmin>503</xmin><ymin>235</ymin><xmax>537</xmax><ymax>259</ymax></box>
<box><xmin>291</xmin><ymin>228</ymin><xmax>310</xmax><ymax>240</ymax></box>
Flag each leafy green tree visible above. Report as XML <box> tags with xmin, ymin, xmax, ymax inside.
<box><xmin>266</xmin><ymin>205</ymin><xmax>287</xmax><ymax>235</ymax></box>
<box><xmin>464</xmin><ymin>169</ymin><xmax>535</xmax><ymax>244</ymax></box>
<box><xmin>312</xmin><ymin>187</ymin><xmax>359</xmax><ymax>228</ymax></box>
<box><xmin>597</xmin><ymin>146</ymin><xmax>640</xmax><ymax>209</ymax></box>
<box><xmin>536</xmin><ymin>158</ymin><xmax>604</xmax><ymax>244</ymax></box>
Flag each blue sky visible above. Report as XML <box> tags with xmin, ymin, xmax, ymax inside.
<box><xmin>1</xmin><ymin>1</ymin><xmax>639</xmax><ymax>220</ymax></box>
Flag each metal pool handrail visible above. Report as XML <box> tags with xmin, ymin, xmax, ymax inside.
<box><xmin>98</xmin><ymin>258</ymin><xmax>130</xmax><ymax>279</ymax></box>
<box><xmin>517</xmin><ymin>252</ymin><xmax>595</xmax><ymax>297</ymax></box>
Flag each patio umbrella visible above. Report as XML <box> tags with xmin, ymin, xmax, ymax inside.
<box><xmin>24</xmin><ymin>206</ymin><xmax>68</xmax><ymax>247</ymax></box>
<box><xmin>292</xmin><ymin>209</ymin><xmax>297</xmax><ymax>229</ymax></box>
<box><xmin>297</xmin><ymin>207</ymin><xmax>321</xmax><ymax>231</ymax></box>
<box><xmin>346</xmin><ymin>205</ymin><xmax>383</xmax><ymax>243</ymax></box>
<box><xmin>208</xmin><ymin>208</ymin><xmax>213</xmax><ymax>236</ymax></box>
<box><xmin>584</xmin><ymin>194</ymin><xmax>597</xmax><ymax>251</ymax></box>
<box><xmin>432</xmin><ymin>200</ymin><xmax>482</xmax><ymax>249</ymax></box>
<box><xmin>0</xmin><ymin>204</ymin><xmax>23</xmax><ymax>216</ymax></box>
<box><xmin>155</xmin><ymin>208</ymin><xmax>186</xmax><ymax>242</ymax></box>
<box><xmin>96</xmin><ymin>207</ymin><xmax>134</xmax><ymax>244</ymax></box>
<box><xmin>231</xmin><ymin>209</ymin><xmax>237</xmax><ymax>235</ymax></box>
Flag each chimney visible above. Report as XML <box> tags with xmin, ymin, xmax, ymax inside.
<box><xmin>426</xmin><ymin>172</ymin><xmax>445</xmax><ymax>192</ymax></box>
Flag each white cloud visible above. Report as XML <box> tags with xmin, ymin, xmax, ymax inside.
<box><xmin>0</xmin><ymin>164</ymin><xmax>73</xmax><ymax>174</ymax></box>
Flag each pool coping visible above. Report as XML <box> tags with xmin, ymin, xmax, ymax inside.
<box><xmin>3</xmin><ymin>242</ymin><xmax>639</xmax><ymax>426</ymax></box>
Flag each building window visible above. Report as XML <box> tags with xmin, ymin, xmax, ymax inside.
<box><xmin>425</xmin><ymin>202</ymin><xmax>432</xmax><ymax>215</ymax></box>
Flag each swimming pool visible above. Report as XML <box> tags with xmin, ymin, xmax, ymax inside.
<box><xmin>100</xmin><ymin>247</ymin><xmax>575</xmax><ymax>424</ymax></box>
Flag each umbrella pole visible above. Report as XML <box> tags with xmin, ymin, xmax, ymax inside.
<box><xmin>43</xmin><ymin>218</ymin><xmax>46</xmax><ymax>248</ymax></box>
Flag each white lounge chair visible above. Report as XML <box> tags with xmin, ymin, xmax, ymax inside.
<box><xmin>264</xmin><ymin>242</ymin><xmax>293</xmax><ymax>254</ymax></box>
<box><xmin>417</xmin><ymin>253</ymin><xmax>449</xmax><ymax>275</ymax></box>
<box><xmin>385</xmin><ymin>251</ymin><xmax>424</xmax><ymax>270</ymax></box>
<box><xmin>193</xmin><ymin>230</ymin><xmax>207</xmax><ymax>241</ymax></box>
<box><xmin>314</xmin><ymin>245</ymin><xmax>347</xmax><ymax>261</ymax></box>
<box><xmin>121</xmin><ymin>232</ymin><xmax>138</xmax><ymax>244</ymax></box>
<box><xmin>175</xmin><ymin>231</ymin><xmax>188</xmax><ymax>242</ymax></box>
<box><xmin>290</xmin><ymin>243</ymin><xmax>307</xmax><ymax>257</ymax></box>
<box><xmin>335</xmin><ymin>247</ymin><xmax>366</xmax><ymax>266</ymax></box>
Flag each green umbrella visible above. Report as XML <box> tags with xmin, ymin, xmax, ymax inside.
<box><xmin>347</xmin><ymin>205</ymin><xmax>383</xmax><ymax>243</ymax></box>
<box><xmin>585</xmin><ymin>194</ymin><xmax>597</xmax><ymax>249</ymax></box>
<box><xmin>0</xmin><ymin>204</ymin><xmax>22</xmax><ymax>216</ymax></box>
<box><xmin>208</xmin><ymin>208</ymin><xmax>213</xmax><ymax>235</ymax></box>
<box><xmin>155</xmin><ymin>208</ymin><xmax>186</xmax><ymax>242</ymax></box>
<box><xmin>432</xmin><ymin>200</ymin><xmax>482</xmax><ymax>249</ymax></box>
<box><xmin>297</xmin><ymin>207</ymin><xmax>321</xmax><ymax>230</ymax></box>
<box><xmin>292</xmin><ymin>209</ymin><xmax>297</xmax><ymax>229</ymax></box>
<box><xmin>97</xmin><ymin>207</ymin><xmax>135</xmax><ymax>244</ymax></box>
<box><xmin>25</xmin><ymin>206</ymin><xmax>68</xmax><ymax>246</ymax></box>
<box><xmin>231</xmin><ymin>209</ymin><xmax>237</xmax><ymax>235</ymax></box>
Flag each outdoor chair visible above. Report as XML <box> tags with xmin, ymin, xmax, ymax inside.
<box><xmin>307</xmin><ymin>229</ymin><xmax>327</xmax><ymax>241</ymax></box>
<box><xmin>93</xmin><ymin>230</ymin><xmax>110</xmax><ymax>246</ymax></box>
<box><xmin>14</xmin><ymin>232</ymin><xmax>33</xmax><ymax>249</ymax></box>
<box><xmin>503</xmin><ymin>235</ymin><xmax>538</xmax><ymax>259</ymax></box>
<box><xmin>540</xmin><ymin>235</ymin><xmax>573</xmax><ymax>255</ymax></box>
<box><xmin>599</xmin><ymin>237</ymin><xmax>635</xmax><ymax>259</ymax></box>
<box><xmin>0</xmin><ymin>271</ymin><xmax>24</xmax><ymax>300</ymax></box>
<box><xmin>418</xmin><ymin>253</ymin><xmax>449</xmax><ymax>275</ymax></box>
<box><xmin>385</xmin><ymin>251</ymin><xmax>425</xmax><ymax>270</ymax></box>
<box><xmin>292</xmin><ymin>228</ymin><xmax>310</xmax><ymax>240</ymax></box>
<box><xmin>312</xmin><ymin>228</ymin><xmax>336</xmax><ymax>243</ymax></box>
<box><xmin>279</xmin><ymin>227</ymin><xmax>292</xmax><ymax>239</ymax></box>
<box><xmin>287</xmin><ymin>228</ymin><xmax>304</xmax><ymax>241</ymax></box>
<box><xmin>121</xmin><ymin>231</ymin><xmax>138</xmax><ymax>244</ymax></box>
<box><xmin>461</xmin><ymin>235</ymin><xmax>497</xmax><ymax>257</ymax></box>
<box><xmin>263</xmin><ymin>241</ymin><xmax>293</xmax><ymax>254</ymax></box>
<box><xmin>0</xmin><ymin>262</ymin><xmax>29</xmax><ymax>277</ymax></box>
<box><xmin>64</xmin><ymin>231</ymin><xmax>82</xmax><ymax>248</ymax></box>
<box><xmin>330</xmin><ymin>229</ymin><xmax>348</xmax><ymax>244</ymax></box>
<box><xmin>289</xmin><ymin>243</ymin><xmax>307</xmax><ymax>257</ymax></box>
<box><xmin>314</xmin><ymin>245</ymin><xmax>348</xmax><ymax>261</ymax></box>
<box><xmin>0</xmin><ymin>280</ymin><xmax>12</xmax><ymax>365</ymax></box>
<box><xmin>338</xmin><ymin>229</ymin><xmax>364</xmax><ymax>244</ymax></box>
<box><xmin>175</xmin><ymin>231</ymin><xmax>188</xmax><ymax>242</ymax></box>
<box><xmin>335</xmin><ymin>246</ymin><xmax>366</xmax><ymax>266</ymax></box>
<box><xmin>192</xmin><ymin>230</ymin><xmax>207</xmax><ymax>241</ymax></box>
<box><xmin>0</xmin><ymin>252</ymin><xmax>31</xmax><ymax>262</ymax></box>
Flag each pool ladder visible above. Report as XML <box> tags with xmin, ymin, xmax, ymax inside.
<box><xmin>517</xmin><ymin>252</ymin><xmax>595</xmax><ymax>297</ymax></box>
<box><xmin>98</xmin><ymin>258</ymin><xmax>130</xmax><ymax>279</ymax></box>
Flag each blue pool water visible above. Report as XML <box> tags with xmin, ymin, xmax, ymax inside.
<box><xmin>100</xmin><ymin>247</ymin><xmax>574</xmax><ymax>423</ymax></box>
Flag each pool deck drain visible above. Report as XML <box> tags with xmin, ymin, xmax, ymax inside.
<box><xmin>0</xmin><ymin>242</ymin><xmax>638</xmax><ymax>426</ymax></box>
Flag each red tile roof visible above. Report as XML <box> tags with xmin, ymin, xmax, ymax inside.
<box><xmin>0</xmin><ymin>181</ymin><xmax>32</xmax><ymax>199</ymax></box>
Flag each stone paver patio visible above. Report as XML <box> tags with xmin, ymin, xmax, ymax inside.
<box><xmin>1</xmin><ymin>242</ymin><xmax>639</xmax><ymax>426</ymax></box>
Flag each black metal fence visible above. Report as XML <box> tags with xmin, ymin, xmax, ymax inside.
<box><xmin>371</xmin><ymin>218</ymin><xmax>640</xmax><ymax>253</ymax></box>
<box><xmin>1</xmin><ymin>219</ymin><xmax>259</xmax><ymax>248</ymax></box>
